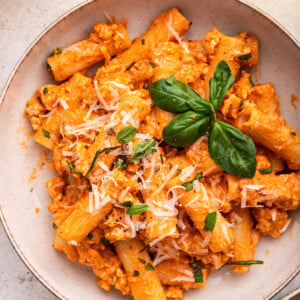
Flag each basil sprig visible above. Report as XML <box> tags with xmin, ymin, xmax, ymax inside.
<box><xmin>149</xmin><ymin>60</ymin><xmax>257</xmax><ymax>179</ymax></box>
<box><xmin>117</xmin><ymin>126</ymin><xmax>136</xmax><ymax>144</ymax></box>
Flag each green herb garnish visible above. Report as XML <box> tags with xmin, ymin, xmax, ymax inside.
<box><xmin>177</xmin><ymin>169</ymin><xmax>182</xmax><ymax>175</ymax></box>
<box><xmin>182</xmin><ymin>172</ymin><xmax>203</xmax><ymax>191</ymax></box>
<box><xmin>126</xmin><ymin>204</ymin><xmax>149</xmax><ymax>215</ymax></box>
<box><xmin>87</xmin><ymin>233</ymin><xmax>94</xmax><ymax>240</ymax></box>
<box><xmin>290</xmin><ymin>131</ymin><xmax>296</xmax><ymax>136</ymax></box>
<box><xmin>160</xmin><ymin>153</ymin><xmax>164</xmax><ymax>164</ymax></box>
<box><xmin>149</xmin><ymin>60</ymin><xmax>257</xmax><ymax>178</ymax></box>
<box><xmin>138</xmin><ymin>258</ymin><xmax>146</xmax><ymax>264</ymax></box>
<box><xmin>133</xmin><ymin>270</ymin><xmax>140</xmax><ymax>276</ymax></box>
<box><xmin>259</xmin><ymin>168</ymin><xmax>272</xmax><ymax>174</ymax></box>
<box><xmin>141</xmin><ymin>39</ymin><xmax>145</xmax><ymax>45</ymax></box>
<box><xmin>126</xmin><ymin>61</ymin><xmax>136</xmax><ymax>71</ymax></box>
<box><xmin>145</xmin><ymin>263</ymin><xmax>155</xmax><ymax>270</ymax></box>
<box><xmin>238</xmin><ymin>53</ymin><xmax>252</xmax><ymax>60</ymax></box>
<box><xmin>122</xmin><ymin>201</ymin><xmax>133</xmax><ymax>208</ymax></box>
<box><xmin>66</xmin><ymin>160</ymin><xmax>84</xmax><ymax>177</ymax></box>
<box><xmin>129</xmin><ymin>148</ymin><xmax>157</xmax><ymax>161</ymax></box>
<box><xmin>149</xmin><ymin>62</ymin><xmax>155</xmax><ymax>68</ymax></box>
<box><xmin>115</xmin><ymin>157</ymin><xmax>129</xmax><ymax>171</ymax></box>
<box><xmin>100</xmin><ymin>237</ymin><xmax>110</xmax><ymax>245</ymax></box>
<box><xmin>43</xmin><ymin>87</ymin><xmax>49</xmax><ymax>95</ymax></box>
<box><xmin>203</xmin><ymin>212</ymin><xmax>217</xmax><ymax>232</ymax></box>
<box><xmin>225</xmin><ymin>260</ymin><xmax>264</xmax><ymax>266</ymax></box>
<box><xmin>42</xmin><ymin>129</ymin><xmax>50</xmax><ymax>138</ymax></box>
<box><xmin>84</xmin><ymin>146</ymin><xmax>121</xmax><ymax>178</ymax></box>
<box><xmin>139</xmin><ymin>244</ymin><xmax>150</xmax><ymax>253</ymax></box>
<box><xmin>117</xmin><ymin>126</ymin><xmax>136</xmax><ymax>144</ymax></box>
<box><xmin>189</xmin><ymin>263</ymin><xmax>206</xmax><ymax>283</ymax></box>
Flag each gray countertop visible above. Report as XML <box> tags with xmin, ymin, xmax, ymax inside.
<box><xmin>0</xmin><ymin>0</ymin><xmax>299</xmax><ymax>299</ymax></box>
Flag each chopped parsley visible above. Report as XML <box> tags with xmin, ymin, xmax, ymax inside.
<box><xmin>133</xmin><ymin>270</ymin><xmax>140</xmax><ymax>276</ymax></box>
<box><xmin>141</xmin><ymin>39</ymin><xmax>145</xmax><ymax>45</ymax></box>
<box><xmin>43</xmin><ymin>87</ymin><xmax>49</xmax><ymax>95</ymax></box>
<box><xmin>290</xmin><ymin>131</ymin><xmax>296</xmax><ymax>136</ymax></box>
<box><xmin>138</xmin><ymin>258</ymin><xmax>146</xmax><ymax>264</ymax></box>
<box><xmin>182</xmin><ymin>172</ymin><xmax>203</xmax><ymax>191</ymax></box>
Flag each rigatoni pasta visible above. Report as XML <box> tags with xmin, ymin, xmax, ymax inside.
<box><xmin>25</xmin><ymin>7</ymin><xmax>300</xmax><ymax>300</ymax></box>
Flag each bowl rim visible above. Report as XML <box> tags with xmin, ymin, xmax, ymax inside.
<box><xmin>0</xmin><ymin>0</ymin><xmax>299</xmax><ymax>299</ymax></box>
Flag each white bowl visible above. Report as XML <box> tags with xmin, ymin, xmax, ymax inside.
<box><xmin>0</xmin><ymin>0</ymin><xmax>299</xmax><ymax>299</ymax></box>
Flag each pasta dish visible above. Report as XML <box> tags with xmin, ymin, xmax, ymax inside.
<box><xmin>25</xmin><ymin>7</ymin><xmax>300</xmax><ymax>300</ymax></box>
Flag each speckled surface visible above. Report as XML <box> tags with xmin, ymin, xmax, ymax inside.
<box><xmin>0</xmin><ymin>0</ymin><xmax>299</xmax><ymax>299</ymax></box>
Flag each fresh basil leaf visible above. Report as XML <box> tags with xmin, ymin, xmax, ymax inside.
<box><xmin>43</xmin><ymin>87</ymin><xmax>49</xmax><ymax>95</ymax></box>
<box><xmin>259</xmin><ymin>168</ymin><xmax>272</xmax><ymax>174</ymax></box>
<box><xmin>163</xmin><ymin>111</ymin><xmax>211</xmax><ymax>147</ymax></box>
<box><xmin>209</xmin><ymin>60</ymin><xmax>234</xmax><ymax>110</ymax></box>
<box><xmin>189</xmin><ymin>263</ymin><xmax>205</xmax><ymax>283</ymax></box>
<box><xmin>42</xmin><ymin>129</ymin><xmax>50</xmax><ymax>138</ymax></box>
<box><xmin>290</xmin><ymin>131</ymin><xmax>296</xmax><ymax>136</ymax></box>
<box><xmin>203</xmin><ymin>212</ymin><xmax>217</xmax><ymax>232</ymax></box>
<box><xmin>122</xmin><ymin>201</ymin><xmax>133</xmax><ymax>208</ymax></box>
<box><xmin>145</xmin><ymin>263</ymin><xmax>155</xmax><ymax>270</ymax></box>
<box><xmin>208</xmin><ymin>121</ymin><xmax>256</xmax><ymax>178</ymax></box>
<box><xmin>133</xmin><ymin>270</ymin><xmax>140</xmax><ymax>276</ymax></box>
<box><xmin>129</xmin><ymin>148</ymin><xmax>157</xmax><ymax>161</ymax></box>
<box><xmin>225</xmin><ymin>260</ymin><xmax>263</xmax><ymax>266</ymax></box>
<box><xmin>238</xmin><ymin>53</ymin><xmax>252</xmax><ymax>60</ymax></box>
<box><xmin>117</xmin><ymin>126</ymin><xmax>136</xmax><ymax>144</ymax></box>
<box><xmin>84</xmin><ymin>146</ymin><xmax>121</xmax><ymax>178</ymax></box>
<box><xmin>132</xmin><ymin>139</ymin><xmax>156</xmax><ymax>155</ymax></box>
<box><xmin>182</xmin><ymin>172</ymin><xmax>203</xmax><ymax>191</ymax></box>
<box><xmin>126</xmin><ymin>204</ymin><xmax>149</xmax><ymax>215</ymax></box>
<box><xmin>149</xmin><ymin>76</ymin><xmax>212</xmax><ymax>114</ymax></box>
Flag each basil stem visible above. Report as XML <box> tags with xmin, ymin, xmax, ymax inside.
<box><xmin>163</xmin><ymin>111</ymin><xmax>211</xmax><ymax>147</ymax></box>
<box><xmin>66</xmin><ymin>160</ymin><xmax>84</xmax><ymax>177</ymax></box>
<box><xmin>117</xmin><ymin>126</ymin><xmax>136</xmax><ymax>144</ymax></box>
<box><xmin>209</xmin><ymin>60</ymin><xmax>234</xmax><ymax>110</ymax></box>
<box><xmin>203</xmin><ymin>212</ymin><xmax>217</xmax><ymax>232</ymax></box>
<box><xmin>225</xmin><ymin>260</ymin><xmax>263</xmax><ymax>265</ymax></box>
<box><xmin>208</xmin><ymin>121</ymin><xmax>256</xmax><ymax>178</ymax></box>
<box><xmin>84</xmin><ymin>146</ymin><xmax>121</xmax><ymax>178</ymax></box>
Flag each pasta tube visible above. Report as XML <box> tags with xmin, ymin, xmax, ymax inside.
<box><xmin>115</xmin><ymin>238</ymin><xmax>166</xmax><ymax>300</ymax></box>
<box><xmin>47</xmin><ymin>22</ymin><xmax>131</xmax><ymax>82</ymax></box>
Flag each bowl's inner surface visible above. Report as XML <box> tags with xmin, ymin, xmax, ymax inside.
<box><xmin>0</xmin><ymin>0</ymin><xmax>299</xmax><ymax>299</ymax></box>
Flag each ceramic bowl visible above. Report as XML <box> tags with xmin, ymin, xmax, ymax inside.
<box><xmin>0</xmin><ymin>0</ymin><xmax>299</xmax><ymax>299</ymax></box>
